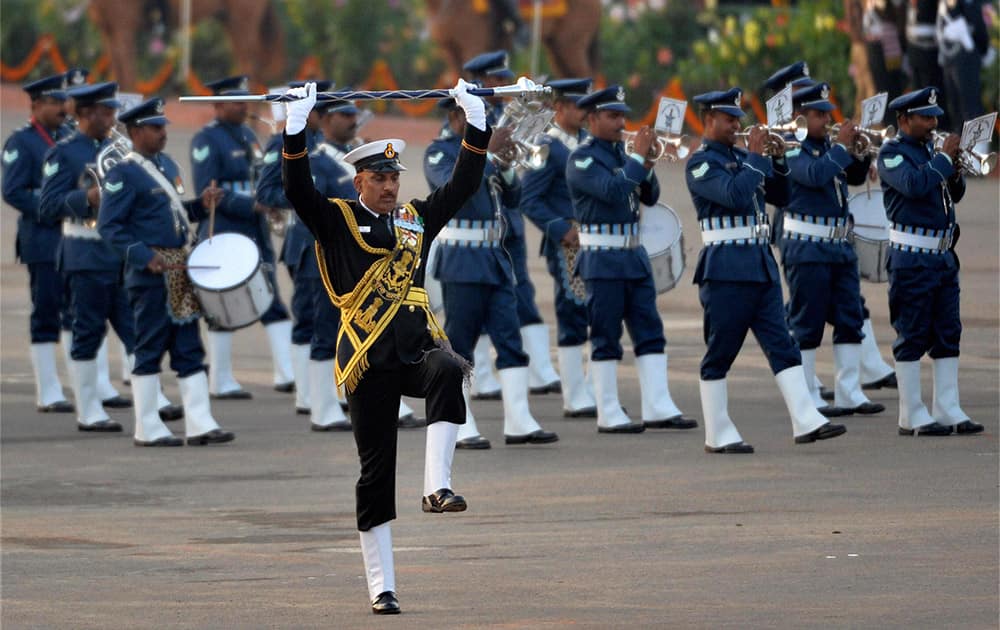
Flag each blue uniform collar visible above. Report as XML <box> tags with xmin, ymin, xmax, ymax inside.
<box><xmin>702</xmin><ymin>139</ymin><xmax>738</xmax><ymax>156</ymax></box>
<box><xmin>591</xmin><ymin>137</ymin><xmax>623</xmax><ymax>153</ymax></box>
<box><xmin>897</xmin><ymin>131</ymin><xmax>931</xmax><ymax>150</ymax></box>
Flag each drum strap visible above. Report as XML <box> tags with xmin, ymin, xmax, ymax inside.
<box><xmin>126</xmin><ymin>152</ymin><xmax>191</xmax><ymax>238</ymax></box>
<box><xmin>316</xmin><ymin>199</ymin><xmax>440</xmax><ymax>392</ymax></box>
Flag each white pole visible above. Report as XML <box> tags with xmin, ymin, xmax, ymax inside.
<box><xmin>530</xmin><ymin>0</ymin><xmax>543</xmax><ymax>78</ymax></box>
<box><xmin>180</xmin><ymin>0</ymin><xmax>192</xmax><ymax>84</ymax></box>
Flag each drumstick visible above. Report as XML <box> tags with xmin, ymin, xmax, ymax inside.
<box><xmin>208</xmin><ymin>178</ymin><xmax>217</xmax><ymax>243</ymax></box>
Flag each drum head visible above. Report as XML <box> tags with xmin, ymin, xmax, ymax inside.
<box><xmin>187</xmin><ymin>233</ymin><xmax>261</xmax><ymax>290</ymax></box>
<box><xmin>848</xmin><ymin>189</ymin><xmax>889</xmax><ymax>231</ymax></box>
<box><xmin>639</xmin><ymin>203</ymin><xmax>682</xmax><ymax>256</ymax></box>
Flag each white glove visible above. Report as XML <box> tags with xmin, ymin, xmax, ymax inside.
<box><xmin>515</xmin><ymin>76</ymin><xmax>537</xmax><ymax>92</ymax></box>
<box><xmin>982</xmin><ymin>46</ymin><xmax>997</xmax><ymax>69</ymax></box>
<box><xmin>453</xmin><ymin>78</ymin><xmax>486</xmax><ymax>132</ymax></box>
<box><xmin>284</xmin><ymin>82</ymin><xmax>316</xmax><ymax>135</ymax></box>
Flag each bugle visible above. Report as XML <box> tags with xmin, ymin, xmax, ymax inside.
<box><xmin>828</xmin><ymin>123</ymin><xmax>895</xmax><ymax>157</ymax></box>
<box><xmin>492</xmin><ymin>96</ymin><xmax>553</xmax><ymax>170</ymax></box>
<box><xmin>623</xmin><ymin>129</ymin><xmax>690</xmax><ymax>162</ymax></box>
<box><xmin>931</xmin><ymin>131</ymin><xmax>997</xmax><ymax>176</ymax></box>
<box><xmin>735</xmin><ymin>116</ymin><xmax>807</xmax><ymax>156</ymax></box>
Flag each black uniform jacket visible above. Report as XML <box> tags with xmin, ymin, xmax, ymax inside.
<box><xmin>283</xmin><ymin>124</ymin><xmax>491</xmax><ymax>370</ymax></box>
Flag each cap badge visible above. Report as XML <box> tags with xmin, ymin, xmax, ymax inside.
<box><xmin>616</xmin><ymin>86</ymin><xmax>625</xmax><ymax>102</ymax></box>
<box><xmin>239</xmin><ymin>77</ymin><xmax>249</xmax><ymax>91</ymax></box>
<box><xmin>820</xmin><ymin>85</ymin><xmax>830</xmax><ymax>99</ymax></box>
<box><xmin>928</xmin><ymin>89</ymin><xmax>937</xmax><ymax>105</ymax></box>
<box><xmin>70</xmin><ymin>70</ymin><xmax>85</xmax><ymax>86</ymax></box>
<box><xmin>154</xmin><ymin>100</ymin><xmax>164</xmax><ymax>114</ymax></box>
<box><xmin>733</xmin><ymin>91</ymin><xmax>741</xmax><ymax>106</ymax></box>
<box><xmin>383</xmin><ymin>143</ymin><xmax>397</xmax><ymax>159</ymax></box>
<box><xmin>802</xmin><ymin>62</ymin><xmax>810</xmax><ymax>77</ymax></box>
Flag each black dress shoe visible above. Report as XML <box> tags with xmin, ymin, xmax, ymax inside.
<box><xmin>455</xmin><ymin>435</ymin><xmax>491</xmax><ymax>449</ymax></box>
<box><xmin>371</xmin><ymin>591</ymin><xmax>400</xmax><ymax>615</ymax></box>
<box><xmin>296</xmin><ymin>407</ymin><xmax>311</xmax><ymax>415</ymax></box>
<box><xmin>819</xmin><ymin>405</ymin><xmax>853</xmax><ymax>418</ymax></box>
<box><xmin>563</xmin><ymin>407</ymin><xmax>597</xmax><ymax>418</ymax></box>
<box><xmin>37</xmin><ymin>400</ymin><xmax>74</xmax><ymax>413</ymax></box>
<box><xmin>158</xmin><ymin>404</ymin><xmax>184</xmax><ymax>422</ymax></box>
<box><xmin>77</xmin><ymin>419</ymin><xmax>123</xmax><ymax>432</ymax></box>
<box><xmin>422</xmin><ymin>488</ymin><xmax>468</xmax><ymax>513</ymax></box>
<box><xmin>134</xmin><ymin>435</ymin><xmax>184</xmax><ymax>447</ymax></box>
<box><xmin>795</xmin><ymin>422</ymin><xmax>847</xmax><ymax>444</ymax></box>
<box><xmin>397</xmin><ymin>413</ymin><xmax>427</xmax><ymax>429</ymax></box>
<box><xmin>849</xmin><ymin>401</ymin><xmax>885</xmax><ymax>415</ymax></box>
<box><xmin>311</xmin><ymin>421</ymin><xmax>352</xmax><ymax>432</ymax></box>
<box><xmin>505</xmin><ymin>429</ymin><xmax>559</xmax><ymax>444</ymax></box>
<box><xmin>862</xmin><ymin>373</ymin><xmax>897</xmax><ymax>390</ymax></box>
<box><xmin>529</xmin><ymin>381</ymin><xmax>561</xmax><ymax>395</ymax></box>
<box><xmin>955</xmin><ymin>420</ymin><xmax>984</xmax><ymax>434</ymax></box>
<box><xmin>705</xmin><ymin>441</ymin><xmax>755</xmax><ymax>454</ymax></box>
<box><xmin>186</xmin><ymin>428</ymin><xmax>235</xmax><ymax>445</ymax></box>
<box><xmin>597</xmin><ymin>423</ymin><xmax>645</xmax><ymax>434</ymax></box>
<box><xmin>819</xmin><ymin>387</ymin><xmax>835</xmax><ymax>402</ymax></box>
<box><xmin>898</xmin><ymin>422</ymin><xmax>953</xmax><ymax>436</ymax></box>
<box><xmin>644</xmin><ymin>415</ymin><xmax>698</xmax><ymax>429</ymax></box>
<box><xmin>210</xmin><ymin>389</ymin><xmax>253</xmax><ymax>400</ymax></box>
<box><xmin>101</xmin><ymin>395</ymin><xmax>132</xmax><ymax>409</ymax></box>
<box><xmin>274</xmin><ymin>381</ymin><xmax>295</xmax><ymax>393</ymax></box>
<box><xmin>471</xmin><ymin>390</ymin><xmax>501</xmax><ymax>401</ymax></box>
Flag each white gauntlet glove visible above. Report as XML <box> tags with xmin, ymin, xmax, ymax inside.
<box><xmin>453</xmin><ymin>78</ymin><xmax>486</xmax><ymax>131</ymax></box>
<box><xmin>284</xmin><ymin>82</ymin><xmax>316</xmax><ymax>135</ymax></box>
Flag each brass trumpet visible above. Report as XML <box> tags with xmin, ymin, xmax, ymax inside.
<box><xmin>828</xmin><ymin>123</ymin><xmax>895</xmax><ymax>157</ymax></box>
<box><xmin>622</xmin><ymin>129</ymin><xmax>690</xmax><ymax>162</ymax></box>
<box><xmin>930</xmin><ymin>131</ymin><xmax>997</xmax><ymax>176</ymax></box>
<box><xmin>735</xmin><ymin>116</ymin><xmax>808</xmax><ymax>156</ymax></box>
<box><xmin>493</xmin><ymin>96</ymin><xmax>553</xmax><ymax>170</ymax></box>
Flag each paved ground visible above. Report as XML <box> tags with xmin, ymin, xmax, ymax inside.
<box><xmin>1</xmin><ymin>94</ymin><xmax>998</xmax><ymax>629</ymax></box>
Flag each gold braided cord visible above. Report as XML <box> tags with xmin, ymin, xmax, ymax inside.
<box><xmin>461</xmin><ymin>139</ymin><xmax>487</xmax><ymax>155</ymax></box>
<box><xmin>282</xmin><ymin>148</ymin><xmax>308</xmax><ymax>160</ymax></box>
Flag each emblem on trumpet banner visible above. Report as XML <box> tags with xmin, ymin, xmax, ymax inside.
<box><xmin>960</xmin><ymin>112</ymin><xmax>997</xmax><ymax>150</ymax></box>
<box><xmin>766</xmin><ymin>85</ymin><xmax>793</xmax><ymax>127</ymax></box>
<box><xmin>655</xmin><ymin>97</ymin><xmax>687</xmax><ymax>135</ymax></box>
<box><xmin>860</xmin><ymin>93</ymin><xmax>888</xmax><ymax>129</ymax></box>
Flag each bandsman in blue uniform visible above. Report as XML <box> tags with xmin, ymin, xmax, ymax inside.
<box><xmin>463</xmin><ymin>50</ymin><xmax>562</xmax><ymax>395</ymax></box>
<box><xmin>765</xmin><ymin>61</ymin><xmax>897</xmax><ymax>400</ymax></box>
<box><xmin>97</xmin><ymin>98</ymin><xmax>235</xmax><ymax>446</ymax></box>
<box><xmin>781</xmin><ymin>82</ymin><xmax>885</xmax><ymax>417</ymax></box>
<box><xmin>566</xmin><ymin>86</ymin><xmax>694</xmax><ymax>434</ymax></box>
<box><xmin>877</xmin><ymin>87</ymin><xmax>983</xmax><ymax>436</ymax></box>
<box><xmin>190</xmin><ymin>75</ymin><xmax>293</xmax><ymax>399</ymax></box>
<box><xmin>38</xmin><ymin>82</ymin><xmax>135</xmax><ymax>432</ymax></box>
<box><xmin>426</xmin><ymin>93</ymin><xmax>558</xmax><ymax>449</ymax></box>
<box><xmin>685</xmin><ymin>88</ymin><xmax>847</xmax><ymax>453</ymax></box>
<box><xmin>282</xmin><ymin>80</ymin><xmax>489</xmax><ymax>614</ymax></box>
<box><xmin>2</xmin><ymin>73</ymin><xmax>75</xmax><ymax>413</ymax></box>
<box><xmin>520</xmin><ymin>78</ymin><xmax>598</xmax><ymax>418</ymax></box>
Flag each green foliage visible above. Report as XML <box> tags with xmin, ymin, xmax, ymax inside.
<box><xmin>598</xmin><ymin>1</ymin><xmax>702</xmax><ymax>115</ymax></box>
<box><xmin>675</xmin><ymin>0</ymin><xmax>854</xmax><ymax>121</ymax></box>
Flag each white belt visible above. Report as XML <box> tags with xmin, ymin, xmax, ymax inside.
<box><xmin>700</xmin><ymin>225</ymin><xmax>769</xmax><ymax>245</ymax></box>
<box><xmin>889</xmin><ymin>229</ymin><xmax>951</xmax><ymax>252</ymax></box>
<box><xmin>783</xmin><ymin>217</ymin><xmax>849</xmax><ymax>240</ymax></box>
<box><xmin>62</xmin><ymin>221</ymin><xmax>102</xmax><ymax>240</ymax></box>
<box><xmin>438</xmin><ymin>226</ymin><xmax>500</xmax><ymax>243</ymax></box>
<box><xmin>578</xmin><ymin>232</ymin><xmax>640</xmax><ymax>249</ymax></box>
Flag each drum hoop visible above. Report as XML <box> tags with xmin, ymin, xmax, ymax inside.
<box><xmin>187</xmin><ymin>232</ymin><xmax>264</xmax><ymax>291</ymax></box>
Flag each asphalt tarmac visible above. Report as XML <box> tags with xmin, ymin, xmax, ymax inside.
<box><xmin>1</xmin><ymin>98</ymin><xmax>997</xmax><ymax>629</ymax></box>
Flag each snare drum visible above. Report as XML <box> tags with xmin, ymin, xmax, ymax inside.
<box><xmin>187</xmin><ymin>233</ymin><xmax>275</xmax><ymax>329</ymax></box>
<box><xmin>848</xmin><ymin>189</ymin><xmax>890</xmax><ymax>283</ymax></box>
<box><xmin>639</xmin><ymin>202</ymin><xmax>686</xmax><ymax>293</ymax></box>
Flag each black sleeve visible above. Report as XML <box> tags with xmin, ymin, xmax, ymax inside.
<box><xmin>419</xmin><ymin>124</ymin><xmax>491</xmax><ymax>238</ymax></box>
<box><xmin>282</xmin><ymin>130</ymin><xmax>340</xmax><ymax>243</ymax></box>
<box><xmin>844</xmin><ymin>155</ymin><xmax>872</xmax><ymax>186</ymax></box>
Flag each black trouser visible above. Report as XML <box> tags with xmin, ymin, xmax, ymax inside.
<box><xmin>348</xmin><ymin>348</ymin><xmax>465</xmax><ymax>531</ymax></box>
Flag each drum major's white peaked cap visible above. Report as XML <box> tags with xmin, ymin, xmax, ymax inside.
<box><xmin>343</xmin><ymin>139</ymin><xmax>407</xmax><ymax>172</ymax></box>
